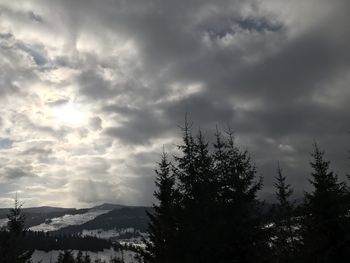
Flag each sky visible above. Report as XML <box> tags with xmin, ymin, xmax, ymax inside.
<box><xmin>0</xmin><ymin>0</ymin><xmax>349</xmax><ymax>208</ymax></box>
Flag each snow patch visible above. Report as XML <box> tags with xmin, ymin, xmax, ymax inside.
<box><xmin>0</xmin><ymin>218</ymin><xmax>8</xmax><ymax>227</ymax></box>
<box><xmin>29</xmin><ymin>209</ymin><xmax>110</xmax><ymax>232</ymax></box>
<box><xmin>81</xmin><ymin>228</ymin><xmax>148</xmax><ymax>249</ymax></box>
<box><xmin>81</xmin><ymin>227</ymin><xmax>136</xmax><ymax>239</ymax></box>
<box><xmin>31</xmin><ymin>248</ymin><xmax>139</xmax><ymax>263</ymax></box>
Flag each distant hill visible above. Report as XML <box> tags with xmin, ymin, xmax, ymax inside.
<box><xmin>0</xmin><ymin>203</ymin><xmax>151</xmax><ymax>234</ymax></box>
<box><xmin>91</xmin><ymin>203</ymin><xmax>125</xmax><ymax>211</ymax></box>
<box><xmin>55</xmin><ymin>206</ymin><xmax>151</xmax><ymax>234</ymax></box>
<box><xmin>0</xmin><ymin>206</ymin><xmax>78</xmax><ymax>218</ymax></box>
<box><xmin>0</xmin><ymin>206</ymin><xmax>90</xmax><ymax>228</ymax></box>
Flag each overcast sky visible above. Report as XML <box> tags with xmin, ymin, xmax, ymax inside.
<box><xmin>0</xmin><ymin>0</ymin><xmax>349</xmax><ymax>208</ymax></box>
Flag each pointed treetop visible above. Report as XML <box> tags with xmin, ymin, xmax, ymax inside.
<box><xmin>274</xmin><ymin>162</ymin><xmax>293</xmax><ymax>206</ymax></box>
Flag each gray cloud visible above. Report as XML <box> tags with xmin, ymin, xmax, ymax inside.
<box><xmin>46</xmin><ymin>98</ymin><xmax>69</xmax><ymax>107</ymax></box>
<box><xmin>89</xmin><ymin>116</ymin><xmax>102</xmax><ymax>131</ymax></box>
<box><xmin>0</xmin><ymin>0</ymin><xmax>349</xmax><ymax>207</ymax></box>
<box><xmin>20</xmin><ymin>146</ymin><xmax>53</xmax><ymax>156</ymax></box>
<box><xmin>0</xmin><ymin>138</ymin><xmax>14</xmax><ymax>150</ymax></box>
<box><xmin>2</xmin><ymin>167</ymin><xmax>38</xmax><ymax>180</ymax></box>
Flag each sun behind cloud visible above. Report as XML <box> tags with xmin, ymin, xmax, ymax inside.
<box><xmin>52</xmin><ymin>102</ymin><xmax>87</xmax><ymax>127</ymax></box>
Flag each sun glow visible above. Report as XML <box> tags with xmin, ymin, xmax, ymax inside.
<box><xmin>52</xmin><ymin>102</ymin><xmax>87</xmax><ymax>127</ymax></box>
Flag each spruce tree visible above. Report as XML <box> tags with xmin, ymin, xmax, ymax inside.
<box><xmin>172</xmin><ymin>122</ymin><xmax>218</xmax><ymax>262</ymax></box>
<box><xmin>145</xmin><ymin>151</ymin><xmax>176</xmax><ymax>263</ymax></box>
<box><xmin>145</xmin><ymin>122</ymin><xmax>272</xmax><ymax>263</ymax></box>
<box><xmin>7</xmin><ymin>196</ymin><xmax>26</xmax><ymax>236</ymax></box>
<box><xmin>302</xmin><ymin>143</ymin><xmax>350</xmax><ymax>262</ymax></box>
<box><xmin>174</xmin><ymin>118</ymin><xmax>197</xmax><ymax>199</ymax></box>
<box><xmin>0</xmin><ymin>195</ymin><xmax>33</xmax><ymax>263</ymax></box>
<box><xmin>190</xmin><ymin>130</ymin><xmax>218</xmax><ymax>263</ymax></box>
<box><xmin>171</xmin><ymin>119</ymin><xmax>199</xmax><ymax>263</ymax></box>
<box><xmin>272</xmin><ymin>164</ymin><xmax>297</xmax><ymax>263</ymax></box>
<box><xmin>213</xmin><ymin>129</ymin><xmax>270</xmax><ymax>262</ymax></box>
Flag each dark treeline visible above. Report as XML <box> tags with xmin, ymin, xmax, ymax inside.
<box><xmin>23</xmin><ymin>231</ymin><xmax>112</xmax><ymax>252</ymax></box>
<box><xmin>143</xmin><ymin>121</ymin><xmax>350</xmax><ymax>263</ymax></box>
<box><xmin>54</xmin><ymin>250</ymin><xmax>125</xmax><ymax>263</ymax></box>
<box><xmin>0</xmin><ymin>218</ymin><xmax>113</xmax><ymax>253</ymax></box>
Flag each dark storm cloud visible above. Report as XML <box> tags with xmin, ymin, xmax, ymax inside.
<box><xmin>231</xmin><ymin>101</ymin><xmax>350</xmax><ymax>138</ymax></box>
<box><xmin>104</xmin><ymin>108</ymin><xmax>171</xmax><ymax>144</ymax></box>
<box><xmin>62</xmin><ymin>0</ymin><xmax>350</xmax><ymax>196</ymax></box>
<box><xmin>225</xmin><ymin>34</ymin><xmax>350</xmax><ymax>101</ymax></box>
<box><xmin>1</xmin><ymin>0</ymin><xmax>350</xmax><ymax>206</ymax></box>
<box><xmin>77</xmin><ymin>70</ymin><xmax>116</xmax><ymax>100</ymax></box>
<box><xmin>162</xmin><ymin>94</ymin><xmax>235</xmax><ymax>127</ymax></box>
<box><xmin>102</xmin><ymin>93</ymin><xmax>235</xmax><ymax>144</ymax></box>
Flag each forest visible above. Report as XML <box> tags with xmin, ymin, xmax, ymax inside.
<box><xmin>0</xmin><ymin>122</ymin><xmax>350</xmax><ymax>263</ymax></box>
<box><xmin>143</xmin><ymin>121</ymin><xmax>350</xmax><ymax>263</ymax></box>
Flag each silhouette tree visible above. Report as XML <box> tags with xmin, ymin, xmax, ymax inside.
<box><xmin>171</xmin><ymin>119</ymin><xmax>199</xmax><ymax>263</ymax></box>
<box><xmin>213</xmin><ymin>129</ymin><xmax>270</xmax><ymax>262</ymax></box>
<box><xmin>0</xmin><ymin>194</ymin><xmax>33</xmax><ymax>263</ymax></box>
<box><xmin>144</xmin><ymin>151</ymin><xmax>177</xmax><ymax>263</ymax></box>
<box><xmin>145</xmin><ymin>121</ymin><xmax>271</xmax><ymax>263</ymax></box>
<box><xmin>171</xmin><ymin>120</ymin><xmax>221</xmax><ymax>263</ymax></box>
<box><xmin>143</xmin><ymin>122</ymin><xmax>326</xmax><ymax>262</ymax></box>
<box><xmin>271</xmin><ymin>164</ymin><xmax>298</xmax><ymax>263</ymax></box>
<box><xmin>7</xmin><ymin>194</ymin><xmax>26</xmax><ymax>235</ymax></box>
<box><xmin>301</xmin><ymin>143</ymin><xmax>350</xmax><ymax>262</ymax></box>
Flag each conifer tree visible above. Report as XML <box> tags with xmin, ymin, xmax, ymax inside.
<box><xmin>174</xmin><ymin>118</ymin><xmax>197</xmax><ymax>199</ymax></box>
<box><xmin>145</xmin><ymin>151</ymin><xmax>176</xmax><ymax>263</ymax></box>
<box><xmin>213</xmin><ymin>129</ymin><xmax>270</xmax><ymax>262</ymax></box>
<box><xmin>145</xmin><ymin>122</ymin><xmax>272</xmax><ymax>263</ymax></box>
<box><xmin>7</xmin><ymin>195</ymin><xmax>26</xmax><ymax>236</ymax></box>
<box><xmin>171</xmin><ymin>119</ymin><xmax>199</xmax><ymax>263</ymax></box>
<box><xmin>0</xmin><ymin>195</ymin><xmax>33</xmax><ymax>263</ymax></box>
<box><xmin>302</xmin><ymin>143</ymin><xmax>350</xmax><ymax>262</ymax></box>
<box><xmin>172</xmin><ymin>122</ymin><xmax>218</xmax><ymax>262</ymax></box>
<box><xmin>272</xmin><ymin>164</ymin><xmax>297</xmax><ymax>263</ymax></box>
<box><xmin>189</xmin><ymin>130</ymin><xmax>218</xmax><ymax>263</ymax></box>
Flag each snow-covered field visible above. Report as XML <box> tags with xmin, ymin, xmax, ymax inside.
<box><xmin>29</xmin><ymin>209</ymin><xmax>110</xmax><ymax>232</ymax></box>
<box><xmin>81</xmin><ymin>228</ymin><xmax>148</xmax><ymax>249</ymax></box>
<box><xmin>81</xmin><ymin>227</ymin><xmax>136</xmax><ymax>239</ymax></box>
<box><xmin>119</xmin><ymin>237</ymin><xmax>147</xmax><ymax>249</ymax></box>
<box><xmin>0</xmin><ymin>218</ymin><xmax>8</xmax><ymax>227</ymax></box>
<box><xmin>31</xmin><ymin>248</ymin><xmax>139</xmax><ymax>263</ymax></box>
